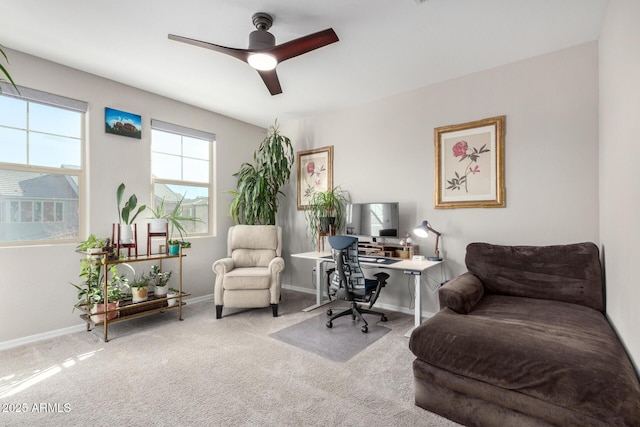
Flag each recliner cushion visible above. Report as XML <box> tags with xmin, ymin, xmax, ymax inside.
<box><xmin>223</xmin><ymin>267</ymin><xmax>271</xmax><ymax>290</ymax></box>
<box><xmin>232</xmin><ymin>249</ymin><xmax>276</xmax><ymax>268</ymax></box>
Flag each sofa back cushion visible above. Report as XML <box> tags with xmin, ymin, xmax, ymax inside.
<box><xmin>465</xmin><ymin>242</ymin><xmax>603</xmax><ymax>311</ymax></box>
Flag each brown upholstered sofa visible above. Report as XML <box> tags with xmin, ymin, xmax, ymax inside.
<box><xmin>409</xmin><ymin>242</ymin><xmax>640</xmax><ymax>426</ymax></box>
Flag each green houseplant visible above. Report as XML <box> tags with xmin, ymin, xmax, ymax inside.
<box><xmin>228</xmin><ymin>121</ymin><xmax>294</xmax><ymax>225</ymax></box>
<box><xmin>129</xmin><ymin>274</ymin><xmax>150</xmax><ymax>303</ymax></box>
<box><xmin>0</xmin><ymin>45</ymin><xmax>18</xmax><ymax>94</ymax></box>
<box><xmin>76</xmin><ymin>234</ymin><xmax>107</xmax><ymax>254</ymax></box>
<box><xmin>304</xmin><ymin>186</ymin><xmax>350</xmax><ymax>247</ymax></box>
<box><xmin>116</xmin><ymin>183</ymin><xmax>146</xmax><ymax>245</ymax></box>
<box><xmin>71</xmin><ymin>257</ymin><xmax>128</xmax><ymax>323</ymax></box>
<box><xmin>149</xmin><ymin>264</ymin><xmax>172</xmax><ymax>297</ymax></box>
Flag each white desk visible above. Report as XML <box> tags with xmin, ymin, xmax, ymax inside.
<box><xmin>291</xmin><ymin>251</ymin><xmax>443</xmax><ymax>335</ymax></box>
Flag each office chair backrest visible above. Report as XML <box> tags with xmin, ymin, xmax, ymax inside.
<box><xmin>328</xmin><ymin>236</ymin><xmax>366</xmax><ymax>294</ymax></box>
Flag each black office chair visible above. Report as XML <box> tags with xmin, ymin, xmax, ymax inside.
<box><xmin>326</xmin><ymin>236</ymin><xmax>389</xmax><ymax>333</ymax></box>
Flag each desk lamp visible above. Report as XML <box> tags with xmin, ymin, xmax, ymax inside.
<box><xmin>413</xmin><ymin>220</ymin><xmax>442</xmax><ymax>261</ymax></box>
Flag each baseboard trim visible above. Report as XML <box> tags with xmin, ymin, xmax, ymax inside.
<box><xmin>0</xmin><ymin>289</ymin><xmax>432</xmax><ymax>351</ymax></box>
<box><xmin>0</xmin><ymin>294</ymin><xmax>215</xmax><ymax>351</ymax></box>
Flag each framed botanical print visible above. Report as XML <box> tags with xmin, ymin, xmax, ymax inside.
<box><xmin>297</xmin><ymin>146</ymin><xmax>333</xmax><ymax>210</ymax></box>
<box><xmin>434</xmin><ymin>116</ymin><xmax>505</xmax><ymax>208</ymax></box>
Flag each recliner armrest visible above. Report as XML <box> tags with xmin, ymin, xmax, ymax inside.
<box><xmin>438</xmin><ymin>272</ymin><xmax>484</xmax><ymax>314</ymax></box>
<box><xmin>268</xmin><ymin>257</ymin><xmax>285</xmax><ymax>273</ymax></box>
<box><xmin>212</xmin><ymin>258</ymin><xmax>235</xmax><ymax>275</ymax></box>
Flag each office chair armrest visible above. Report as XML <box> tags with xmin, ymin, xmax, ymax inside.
<box><xmin>212</xmin><ymin>257</ymin><xmax>235</xmax><ymax>275</ymax></box>
<box><xmin>368</xmin><ymin>272</ymin><xmax>390</xmax><ymax>308</ymax></box>
<box><xmin>438</xmin><ymin>272</ymin><xmax>484</xmax><ymax>314</ymax></box>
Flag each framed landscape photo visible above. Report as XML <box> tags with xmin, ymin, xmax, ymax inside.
<box><xmin>297</xmin><ymin>146</ymin><xmax>333</xmax><ymax>210</ymax></box>
<box><xmin>434</xmin><ymin>116</ymin><xmax>505</xmax><ymax>208</ymax></box>
<box><xmin>105</xmin><ymin>107</ymin><xmax>142</xmax><ymax>139</ymax></box>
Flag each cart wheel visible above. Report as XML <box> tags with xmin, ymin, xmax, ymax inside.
<box><xmin>326</xmin><ymin>321</ymin><xmax>333</xmax><ymax>328</ymax></box>
<box><xmin>327</xmin><ymin>309</ymin><xmax>333</xmax><ymax>316</ymax></box>
<box><xmin>361</xmin><ymin>325</ymin><xmax>368</xmax><ymax>333</ymax></box>
<box><xmin>381</xmin><ymin>315</ymin><xmax>388</xmax><ymax>322</ymax></box>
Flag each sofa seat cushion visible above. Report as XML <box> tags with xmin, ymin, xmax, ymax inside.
<box><xmin>409</xmin><ymin>295</ymin><xmax>640</xmax><ymax>424</ymax></box>
<box><xmin>223</xmin><ymin>267</ymin><xmax>271</xmax><ymax>290</ymax></box>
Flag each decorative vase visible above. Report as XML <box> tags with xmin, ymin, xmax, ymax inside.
<box><xmin>168</xmin><ymin>244</ymin><xmax>180</xmax><ymax>255</ymax></box>
<box><xmin>154</xmin><ymin>284</ymin><xmax>169</xmax><ymax>297</ymax></box>
<box><xmin>132</xmin><ymin>287</ymin><xmax>148</xmax><ymax>303</ymax></box>
<box><xmin>319</xmin><ymin>216</ymin><xmax>335</xmax><ymax>234</ymax></box>
<box><xmin>90</xmin><ymin>302</ymin><xmax>119</xmax><ymax>323</ymax></box>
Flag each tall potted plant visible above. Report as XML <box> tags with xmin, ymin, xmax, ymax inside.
<box><xmin>304</xmin><ymin>186</ymin><xmax>350</xmax><ymax>247</ymax></box>
<box><xmin>228</xmin><ymin>121</ymin><xmax>294</xmax><ymax>225</ymax></box>
<box><xmin>0</xmin><ymin>44</ymin><xmax>19</xmax><ymax>94</ymax></box>
<box><xmin>116</xmin><ymin>183</ymin><xmax>146</xmax><ymax>244</ymax></box>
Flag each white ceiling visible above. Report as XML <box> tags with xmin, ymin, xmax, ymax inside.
<box><xmin>1</xmin><ymin>0</ymin><xmax>608</xmax><ymax>128</ymax></box>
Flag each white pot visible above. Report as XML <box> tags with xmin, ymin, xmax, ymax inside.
<box><xmin>148</xmin><ymin>218</ymin><xmax>167</xmax><ymax>233</ymax></box>
<box><xmin>119</xmin><ymin>224</ymin><xmax>134</xmax><ymax>244</ymax></box>
<box><xmin>131</xmin><ymin>287</ymin><xmax>148</xmax><ymax>303</ymax></box>
<box><xmin>154</xmin><ymin>284</ymin><xmax>169</xmax><ymax>297</ymax></box>
<box><xmin>167</xmin><ymin>292</ymin><xmax>178</xmax><ymax>307</ymax></box>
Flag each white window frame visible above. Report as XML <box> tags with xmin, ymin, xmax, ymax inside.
<box><xmin>0</xmin><ymin>83</ymin><xmax>86</xmax><ymax>246</ymax></box>
<box><xmin>150</xmin><ymin>119</ymin><xmax>215</xmax><ymax>237</ymax></box>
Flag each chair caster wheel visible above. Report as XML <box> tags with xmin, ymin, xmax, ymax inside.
<box><xmin>381</xmin><ymin>315</ymin><xmax>387</xmax><ymax>322</ymax></box>
<box><xmin>361</xmin><ymin>326</ymin><xmax>368</xmax><ymax>333</ymax></box>
<box><xmin>326</xmin><ymin>321</ymin><xmax>333</xmax><ymax>328</ymax></box>
<box><xmin>327</xmin><ymin>309</ymin><xmax>333</xmax><ymax>316</ymax></box>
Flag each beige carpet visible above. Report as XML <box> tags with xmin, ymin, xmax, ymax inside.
<box><xmin>0</xmin><ymin>290</ymin><xmax>460</xmax><ymax>426</ymax></box>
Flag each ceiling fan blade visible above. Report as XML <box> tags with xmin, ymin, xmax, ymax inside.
<box><xmin>257</xmin><ymin>69</ymin><xmax>282</xmax><ymax>95</ymax></box>
<box><xmin>168</xmin><ymin>34</ymin><xmax>250</xmax><ymax>63</ymax></box>
<box><xmin>269</xmin><ymin>28</ymin><xmax>339</xmax><ymax>63</ymax></box>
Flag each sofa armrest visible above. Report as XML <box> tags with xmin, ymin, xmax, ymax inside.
<box><xmin>212</xmin><ymin>258</ymin><xmax>235</xmax><ymax>276</ymax></box>
<box><xmin>438</xmin><ymin>272</ymin><xmax>484</xmax><ymax>314</ymax></box>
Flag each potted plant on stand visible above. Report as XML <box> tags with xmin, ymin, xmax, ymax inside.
<box><xmin>228</xmin><ymin>121</ymin><xmax>294</xmax><ymax>225</ymax></box>
<box><xmin>76</xmin><ymin>234</ymin><xmax>107</xmax><ymax>255</ymax></box>
<box><xmin>163</xmin><ymin>193</ymin><xmax>202</xmax><ymax>254</ymax></box>
<box><xmin>167</xmin><ymin>288</ymin><xmax>180</xmax><ymax>307</ymax></box>
<box><xmin>116</xmin><ymin>182</ymin><xmax>146</xmax><ymax>246</ymax></box>
<box><xmin>129</xmin><ymin>274</ymin><xmax>150</xmax><ymax>303</ymax></box>
<box><xmin>304</xmin><ymin>186</ymin><xmax>350</xmax><ymax>248</ymax></box>
<box><xmin>149</xmin><ymin>265</ymin><xmax>172</xmax><ymax>297</ymax></box>
<box><xmin>71</xmin><ymin>257</ymin><xmax>128</xmax><ymax>323</ymax></box>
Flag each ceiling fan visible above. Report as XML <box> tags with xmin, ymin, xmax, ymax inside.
<box><xmin>168</xmin><ymin>12</ymin><xmax>339</xmax><ymax>96</ymax></box>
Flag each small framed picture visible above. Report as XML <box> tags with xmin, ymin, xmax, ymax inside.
<box><xmin>105</xmin><ymin>107</ymin><xmax>142</xmax><ymax>139</ymax></box>
<box><xmin>434</xmin><ymin>116</ymin><xmax>505</xmax><ymax>208</ymax></box>
<box><xmin>297</xmin><ymin>146</ymin><xmax>333</xmax><ymax>210</ymax></box>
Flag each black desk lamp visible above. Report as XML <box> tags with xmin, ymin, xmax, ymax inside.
<box><xmin>413</xmin><ymin>220</ymin><xmax>442</xmax><ymax>261</ymax></box>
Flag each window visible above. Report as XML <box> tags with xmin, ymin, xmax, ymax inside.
<box><xmin>151</xmin><ymin>120</ymin><xmax>214</xmax><ymax>239</ymax></box>
<box><xmin>0</xmin><ymin>83</ymin><xmax>86</xmax><ymax>245</ymax></box>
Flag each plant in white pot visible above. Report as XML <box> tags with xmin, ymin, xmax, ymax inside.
<box><xmin>167</xmin><ymin>288</ymin><xmax>180</xmax><ymax>307</ymax></box>
<box><xmin>116</xmin><ymin>182</ymin><xmax>146</xmax><ymax>244</ymax></box>
<box><xmin>76</xmin><ymin>234</ymin><xmax>107</xmax><ymax>255</ymax></box>
<box><xmin>149</xmin><ymin>264</ymin><xmax>172</xmax><ymax>297</ymax></box>
<box><xmin>146</xmin><ymin>196</ymin><xmax>169</xmax><ymax>234</ymax></box>
<box><xmin>163</xmin><ymin>193</ymin><xmax>202</xmax><ymax>254</ymax></box>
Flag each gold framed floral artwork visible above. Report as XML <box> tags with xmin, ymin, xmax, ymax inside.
<box><xmin>297</xmin><ymin>146</ymin><xmax>333</xmax><ymax>210</ymax></box>
<box><xmin>434</xmin><ymin>116</ymin><xmax>505</xmax><ymax>208</ymax></box>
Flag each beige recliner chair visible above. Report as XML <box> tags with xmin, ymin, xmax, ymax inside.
<box><xmin>212</xmin><ymin>225</ymin><xmax>284</xmax><ymax>319</ymax></box>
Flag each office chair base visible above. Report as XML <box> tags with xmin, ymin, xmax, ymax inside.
<box><xmin>326</xmin><ymin>304</ymin><xmax>387</xmax><ymax>333</ymax></box>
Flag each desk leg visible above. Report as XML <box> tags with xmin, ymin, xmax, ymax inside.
<box><xmin>404</xmin><ymin>273</ymin><xmax>422</xmax><ymax>337</ymax></box>
<box><xmin>303</xmin><ymin>259</ymin><xmax>332</xmax><ymax>312</ymax></box>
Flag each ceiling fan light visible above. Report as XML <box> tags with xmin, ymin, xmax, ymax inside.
<box><xmin>248</xmin><ymin>53</ymin><xmax>277</xmax><ymax>71</ymax></box>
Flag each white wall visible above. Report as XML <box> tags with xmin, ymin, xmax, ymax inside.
<box><xmin>280</xmin><ymin>42</ymin><xmax>600</xmax><ymax>317</ymax></box>
<box><xmin>0</xmin><ymin>49</ymin><xmax>264</xmax><ymax>344</ymax></box>
<box><xmin>599</xmin><ymin>0</ymin><xmax>640</xmax><ymax>367</ymax></box>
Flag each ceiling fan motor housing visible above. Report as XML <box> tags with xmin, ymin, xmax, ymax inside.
<box><xmin>249</xmin><ymin>12</ymin><xmax>275</xmax><ymax>49</ymax></box>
